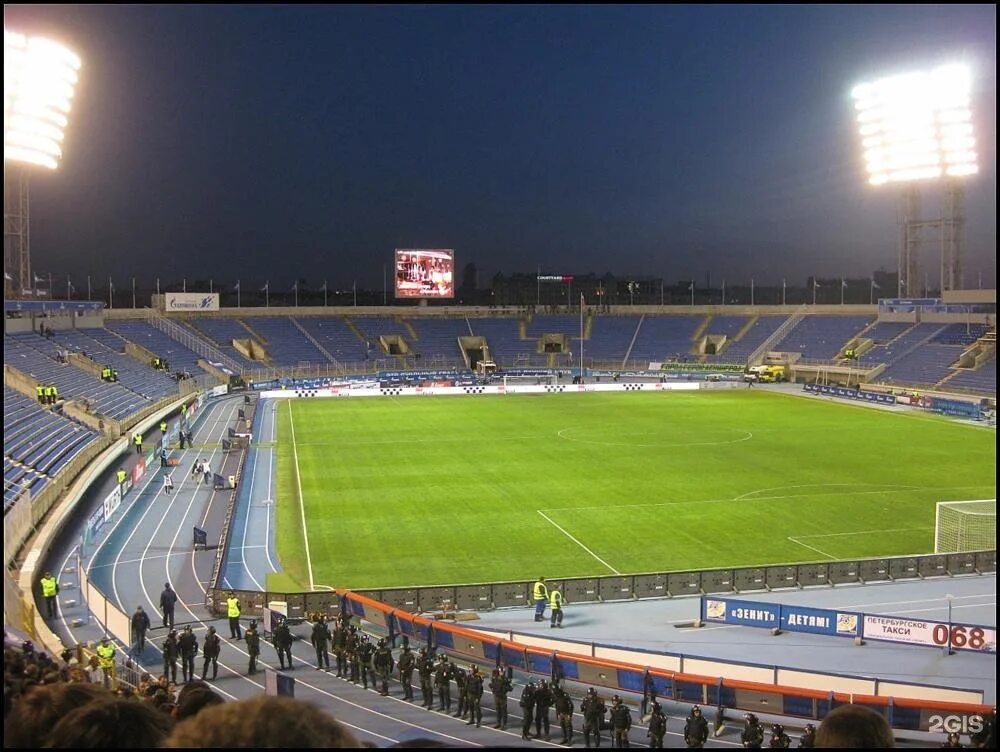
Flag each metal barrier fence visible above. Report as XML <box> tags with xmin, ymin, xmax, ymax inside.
<box><xmin>206</xmin><ymin>549</ymin><xmax>996</xmax><ymax>621</ymax></box>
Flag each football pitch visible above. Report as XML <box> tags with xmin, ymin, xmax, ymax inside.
<box><xmin>270</xmin><ymin>391</ymin><xmax>996</xmax><ymax>592</ymax></box>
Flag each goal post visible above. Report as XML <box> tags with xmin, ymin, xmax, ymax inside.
<box><xmin>502</xmin><ymin>373</ymin><xmax>559</xmax><ymax>388</ymax></box>
<box><xmin>934</xmin><ymin>499</ymin><xmax>996</xmax><ymax>553</ymax></box>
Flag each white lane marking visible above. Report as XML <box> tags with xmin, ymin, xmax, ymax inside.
<box><xmin>786</xmin><ymin>537</ymin><xmax>837</xmax><ymax>560</ymax></box>
<box><xmin>537</xmin><ymin>510</ymin><xmax>621</xmax><ymax>575</ymax></box>
<box><xmin>288</xmin><ymin>399</ymin><xmax>316</xmax><ymax>591</ymax></box>
<box><xmin>556</xmin><ymin>426</ymin><xmax>753</xmax><ymax>448</ymax></box>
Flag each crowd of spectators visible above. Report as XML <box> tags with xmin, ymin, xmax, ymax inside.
<box><xmin>4</xmin><ymin>631</ymin><xmax>995</xmax><ymax>748</ymax></box>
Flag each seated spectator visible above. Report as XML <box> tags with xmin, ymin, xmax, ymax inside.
<box><xmin>815</xmin><ymin>704</ymin><xmax>894</xmax><ymax>748</ymax></box>
<box><xmin>163</xmin><ymin>695</ymin><xmax>359</xmax><ymax>747</ymax></box>
<box><xmin>172</xmin><ymin>681</ymin><xmax>224</xmax><ymax>722</ymax></box>
<box><xmin>44</xmin><ymin>696</ymin><xmax>174</xmax><ymax>748</ymax></box>
<box><xmin>3</xmin><ymin>682</ymin><xmax>111</xmax><ymax>747</ymax></box>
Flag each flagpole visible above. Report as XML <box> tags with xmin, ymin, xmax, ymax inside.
<box><xmin>537</xmin><ymin>265</ymin><xmax>540</xmax><ymax>307</ymax></box>
<box><xmin>132</xmin><ymin>277</ymin><xmax>136</xmax><ymax>309</ymax></box>
<box><xmin>210</xmin><ymin>279</ymin><xmax>213</xmax><ymax>293</ymax></box>
<box><xmin>870</xmin><ymin>278</ymin><xmax>874</xmax><ymax>306</ymax></box>
<box><xmin>156</xmin><ymin>277</ymin><xmax>160</xmax><ymax>295</ymax></box>
<box><xmin>353</xmin><ymin>280</ymin><xmax>357</xmax><ymax>307</ymax></box>
<box><xmin>108</xmin><ymin>275</ymin><xmax>114</xmax><ymax>309</ymax></box>
<box><xmin>236</xmin><ymin>281</ymin><xmax>240</xmax><ymax>308</ymax></box>
<box><xmin>87</xmin><ymin>275</ymin><xmax>91</xmax><ymax>301</ymax></box>
<box><xmin>383</xmin><ymin>264</ymin><xmax>387</xmax><ymax>305</ymax></box>
<box><xmin>323</xmin><ymin>281</ymin><xmax>328</xmax><ymax>308</ymax></box>
<box><xmin>690</xmin><ymin>282</ymin><xmax>694</xmax><ymax>307</ymax></box>
<box><xmin>751</xmin><ymin>278</ymin><xmax>754</xmax><ymax>306</ymax></box>
<box><xmin>813</xmin><ymin>279</ymin><xmax>817</xmax><ymax>306</ymax></box>
<box><xmin>841</xmin><ymin>278</ymin><xmax>845</xmax><ymax>305</ymax></box>
<box><xmin>67</xmin><ymin>275</ymin><xmax>71</xmax><ymax>301</ymax></box>
<box><xmin>579</xmin><ymin>292</ymin><xmax>584</xmax><ymax>378</ymax></box>
<box><xmin>183</xmin><ymin>278</ymin><xmax>186</xmax><ymax>293</ymax></box>
<box><xmin>722</xmin><ymin>280</ymin><xmax>725</xmax><ymax>306</ymax></box>
<box><xmin>782</xmin><ymin>278</ymin><xmax>786</xmax><ymax>307</ymax></box>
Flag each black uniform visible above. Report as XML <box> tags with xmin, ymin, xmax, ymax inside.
<box><xmin>684</xmin><ymin>708</ymin><xmax>710</xmax><ymax>748</ymax></box>
<box><xmin>417</xmin><ymin>650</ymin><xmax>434</xmax><ymax>708</ymax></box>
<box><xmin>554</xmin><ymin>687</ymin><xmax>575</xmax><ymax>744</ymax></box>
<box><xmin>359</xmin><ymin>637</ymin><xmax>375</xmax><ymax>689</ymax></box>
<box><xmin>648</xmin><ymin>705</ymin><xmax>667</xmax><ymax>748</ymax></box>
<box><xmin>520</xmin><ymin>682</ymin><xmax>537</xmax><ymax>739</ymax></box>
<box><xmin>535</xmin><ymin>680</ymin><xmax>553</xmax><ymax>739</ymax></box>
<box><xmin>245</xmin><ymin>624</ymin><xmax>261</xmax><ymax>675</ymax></box>
<box><xmin>453</xmin><ymin>667</ymin><xmax>468</xmax><ymax>718</ymax></box>
<box><xmin>274</xmin><ymin>621</ymin><xmax>294</xmax><ymax>670</ymax></box>
<box><xmin>609</xmin><ymin>698</ymin><xmax>632</xmax><ymax>748</ymax></box>
<box><xmin>465</xmin><ymin>668</ymin><xmax>484</xmax><ymax>727</ymax></box>
<box><xmin>159</xmin><ymin>584</ymin><xmax>177</xmax><ymax>629</ymax></box>
<box><xmin>373</xmin><ymin>641</ymin><xmax>394</xmax><ymax>696</ymax></box>
<box><xmin>798</xmin><ymin>724</ymin><xmax>816</xmax><ymax>748</ymax></box>
<box><xmin>490</xmin><ymin>668</ymin><xmax>513</xmax><ymax>729</ymax></box>
<box><xmin>202</xmin><ymin>628</ymin><xmax>221</xmax><ymax>680</ymax></box>
<box><xmin>769</xmin><ymin>726</ymin><xmax>792</xmax><ymax>749</ymax></box>
<box><xmin>742</xmin><ymin>716</ymin><xmax>765</xmax><ymax>749</ymax></box>
<box><xmin>130</xmin><ymin>608</ymin><xmax>150</xmax><ymax>654</ymax></box>
<box><xmin>311</xmin><ymin>618</ymin><xmax>331</xmax><ymax>670</ymax></box>
<box><xmin>582</xmin><ymin>690</ymin><xmax>607</xmax><ymax>748</ymax></box>
<box><xmin>161</xmin><ymin>631</ymin><xmax>179</xmax><ymax>683</ymax></box>
<box><xmin>398</xmin><ymin>646</ymin><xmax>415</xmax><ymax>700</ymax></box>
<box><xmin>332</xmin><ymin>622</ymin><xmax>348</xmax><ymax>677</ymax></box>
<box><xmin>178</xmin><ymin>627</ymin><xmax>199</xmax><ymax>683</ymax></box>
<box><xmin>434</xmin><ymin>657</ymin><xmax>453</xmax><ymax>711</ymax></box>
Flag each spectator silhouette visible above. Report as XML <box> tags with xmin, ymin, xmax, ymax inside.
<box><xmin>815</xmin><ymin>704</ymin><xmax>895</xmax><ymax>747</ymax></box>
<box><xmin>163</xmin><ymin>694</ymin><xmax>360</xmax><ymax>747</ymax></box>
<box><xmin>2</xmin><ymin>682</ymin><xmax>110</xmax><ymax>747</ymax></box>
<box><xmin>44</xmin><ymin>696</ymin><xmax>174</xmax><ymax>748</ymax></box>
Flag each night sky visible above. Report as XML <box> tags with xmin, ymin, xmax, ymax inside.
<box><xmin>4</xmin><ymin>4</ymin><xmax>996</xmax><ymax>292</ymax></box>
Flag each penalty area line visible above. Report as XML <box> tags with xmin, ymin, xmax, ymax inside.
<box><xmin>786</xmin><ymin>536</ymin><xmax>838</xmax><ymax>561</ymax></box>
<box><xmin>537</xmin><ymin>510</ymin><xmax>621</xmax><ymax>575</ymax></box>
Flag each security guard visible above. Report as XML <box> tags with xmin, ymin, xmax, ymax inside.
<box><xmin>39</xmin><ymin>571</ymin><xmax>59</xmax><ymax>619</ymax></box>
<box><xmin>226</xmin><ymin>592</ymin><xmax>242</xmax><ymax>638</ymax></box>
<box><xmin>36</xmin><ymin>384</ymin><xmax>45</xmax><ymax>404</ymax></box>
<box><xmin>609</xmin><ymin>695</ymin><xmax>632</xmax><ymax>748</ymax></box>
<box><xmin>581</xmin><ymin>687</ymin><xmax>606</xmax><ymax>748</ymax></box>
<box><xmin>134</xmin><ymin>432</ymin><xmax>143</xmax><ymax>455</ymax></box>
<box><xmin>684</xmin><ymin>705</ymin><xmax>709</xmax><ymax>748</ymax></box>
<box><xmin>96</xmin><ymin>637</ymin><xmax>117</xmax><ymax>689</ymax></box>
<box><xmin>549</xmin><ymin>583</ymin><xmax>564</xmax><ymax>628</ymax></box>
<box><xmin>554</xmin><ymin>684</ymin><xmax>575</xmax><ymax>745</ymax></box>
<box><xmin>160</xmin><ymin>420</ymin><xmax>168</xmax><ymax>435</ymax></box>
<box><xmin>769</xmin><ymin>723</ymin><xmax>791</xmax><ymax>749</ymax></box>
<box><xmin>741</xmin><ymin>713</ymin><xmax>765</xmax><ymax>749</ymax></box>
<box><xmin>274</xmin><ymin>619</ymin><xmax>294</xmax><ymax>670</ymax></box>
<box><xmin>417</xmin><ymin>648</ymin><xmax>436</xmax><ymax>708</ymax></box>
<box><xmin>533</xmin><ymin>577</ymin><xmax>548</xmax><ymax>621</ymax></box>
<box><xmin>178</xmin><ymin>625</ymin><xmax>199</xmax><ymax>683</ymax></box>
<box><xmin>465</xmin><ymin>665</ymin><xmax>484</xmax><ymax>727</ymax></box>
<box><xmin>373</xmin><ymin>638</ymin><xmax>394</xmax><ymax>696</ymax></box>
<box><xmin>535</xmin><ymin>679</ymin><xmax>553</xmax><ymax>740</ymax></box>
<box><xmin>161</xmin><ymin>629</ymin><xmax>179</xmax><ymax>683</ymax></box>
<box><xmin>45</xmin><ymin>385</ymin><xmax>56</xmax><ymax>405</ymax></box>
<box><xmin>397</xmin><ymin>644</ymin><xmax>415</xmax><ymax>700</ymax></box>
<box><xmin>311</xmin><ymin>615</ymin><xmax>332</xmax><ymax>670</ymax></box>
<box><xmin>202</xmin><ymin>625</ymin><xmax>222</xmax><ymax>680</ymax></box>
<box><xmin>434</xmin><ymin>654</ymin><xmax>453</xmax><ymax>712</ymax></box>
<box><xmin>490</xmin><ymin>665</ymin><xmax>512</xmax><ymax>729</ymax></box>
<box><xmin>332</xmin><ymin>620</ymin><xmax>348</xmax><ymax>677</ymax></box>
<box><xmin>520</xmin><ymin>679</ymin><xmax>537</xmax><ymax>740</ymax></box>
<box><xmin>116</xmin><ymin>467</ymin><xmax>127</xmax><ymax>486</ymax></box>
<box><xmin>359</xmin><ymin>634</ymin><xmax>375</xmax><ymax>689</ymax></box>
<box><xmin>245</xmin><ymin>620</ymin><xmax>261</xmax><ymax>675</ymax></box>
<box><xmin>647</xmin><ymin>701</ymin><xmax>667</xmax><ymax>748</ymax></box>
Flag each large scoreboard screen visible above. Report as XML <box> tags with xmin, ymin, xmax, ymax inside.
<box><xmin>394</xmin><ymin>249</ymin><xmax>455</xmax><ymax>299</ymax></box>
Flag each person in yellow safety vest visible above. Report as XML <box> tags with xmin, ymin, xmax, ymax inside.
<box><xmin>47</xmin><ymin>385</ymin><xmax>56</xmax><ymax>405</ymax></box>
<box><xmin>51</xmin><ymin>384</ymin><xmax>59</xmax><ymax>403</ymax></box>
<box><xmin>96</xmin><ymin>637</ymin><xmax>117</xmax><ymax>689</ymax></box>
<box><xmin>549</xmin><ymin>585</ymin><xmax>564</xmax><ymax>629</ymax></box>
<box><xmin>160</xmin><ymin>420</ymin><xmax>168</xmax><ymax>435</ymax></box>
<box><xmin>226</xmin><ymin>592</ymin><xmax>242</xmax><ymax>639</ymax></box>
<box><xmin>532</xmin><ymin>577</ymin><xmax>548</xmax><ymax>622</ymax></box>
<box><xmin>40</xmin><ymin>571</ymin><xmax>59</xmax><ymax>620</ymax></box>
<box><xmin>36</xmin><ymin>384</ymin><xmax>45</xmax><ymax>404</ymax></box>
<box><xmin>134</xmin><ymin>432</ymin><xmax>143</xmax><ymax>455</ymax></box>
<box><xmin>116</xmin><ymin>468</ymin><xmax>127</xmax><ymax>486</ymax></box>
<box><xmin>102</xmin><ymin>366</ymin><xmax>111</xmax><ymax>381</ymax></box>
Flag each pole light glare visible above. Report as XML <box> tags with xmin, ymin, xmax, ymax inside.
<box><xmin>4</xmin><ymin>29</ymin><xmax>81</xmax><ymax>170</ymax></box>
<box><xmin>852</xmin><ymin>63</ymin><xmax>978</xmax><ymax>186</ymax></box>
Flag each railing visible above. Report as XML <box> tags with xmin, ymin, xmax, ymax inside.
<box><xmin>145</xmin><ymin>308</ymin><xmax>243</xmax><ymax>373</ymax></box>
<box><xmin>747</xmin><ymin>305</ymin><xmax>807</xmax><ymax>365</ymax></box>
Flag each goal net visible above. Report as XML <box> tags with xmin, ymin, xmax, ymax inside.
<box><xmin>935</xmin><ymin>499</ymin><xmax>996</xmax><ymax>553</ymax></box>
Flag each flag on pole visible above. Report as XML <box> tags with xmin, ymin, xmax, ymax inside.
<box><xmin>291</xmin><ymin>280</ymin><xmax>297</xmax><ymax>292</ymax></box>
<box><xmin>234</xmin><ymin>280</ymin><xmax>240</xmax><ymax>291</ymax></box>
<box><xmin>841</xmin><ymin>278</ymin><xmax>848</xmax><ymax>288</ymax></box>
<box><xmin>871</xmin><ymin>279</ymin><xmax>880</xmax><ymax>289</ymax></box>
<box><xmin>814</xmin><ymin>279</ymin><xmax>821</xmax><ymax>288</ymax></box>
<box><xmin>320</xmin><ymin>280</ymin><xmax>327</xmax><ymax>292</ymax></box>
<box><xmin>688</xmin><ymin>281</ymin><xmax>695</xmax><ymax>291</ymax></box>
<box><xmin>261</xmin><ymin>282</ymin><xmax>269</xmax><ymax>292</ymax></box>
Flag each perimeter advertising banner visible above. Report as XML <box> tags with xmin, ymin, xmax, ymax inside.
<box><xmin>394</xmin><ymin>249</ymin><xmax>454</xmax><ymax>299</ymax></box>
<box><xmin>164</xmin><ymin>292</ymin><xmax>220</xmax><ymax>312</ymax></box>
<box><xmin>863</xmin><ymin>614</ymin><xmax>996</xmax><ymax>653</ymax></box>
<box><xmin>703</xmin><ymin>598</ymin><xmax>861</xmax><ymax>637</ymax></box>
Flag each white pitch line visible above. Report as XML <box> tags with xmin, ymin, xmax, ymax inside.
<box><xmin>288</xmin><ymin>399</ymin><xmax>316</xmax><ymax>591</ymax></box>
<box><xmin>787</xmin><ymin>537</ymin><xmax>838</xmax><ymax>560</ymax></box>
<box><xmin>537</xmin><ymin>510</ymin><xmax>620</xmax><ymax>574</ymax></box>
<box><xmin>794</xmin><ymin>527</ymin><xmax>934</xmax><ymax>539</ymax></box>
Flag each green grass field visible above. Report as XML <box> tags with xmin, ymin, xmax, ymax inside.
<box><xmin>270</xmin><ymin>391</ymin><xmax>996</xmax><ymax>591</ymax></box>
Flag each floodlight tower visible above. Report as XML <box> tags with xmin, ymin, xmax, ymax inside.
<box><xmin>4</xmin><ymin>29</ymin><xmax>81</xmax><ymax>299</ymax></box>
<box><xmin>852</xmin><ymin>63</ymin><xmax>978</xmax><ymax>297</ymax></box>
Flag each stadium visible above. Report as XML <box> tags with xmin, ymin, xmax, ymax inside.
<box><xmin>4</xmin><ymin>7</ymin><xmax>997</xmax><ymax>750</ymax></box>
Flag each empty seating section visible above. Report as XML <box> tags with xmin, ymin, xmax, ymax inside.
<box><xmin>242</xmin><ymin>317</ymin><xmax>330</xmax><ymax>365</ymax></box>
<box><xmin>879</xmin><ymin>343</ymin><xmax>964</xmax><ymax>387</ymax></box>
<box><xmin>705</xmin><ymin>315</ymin><xmax>787</xmax><ymax>363</ymax></box>
<box><xmin>703</xmin><ymin>315</ymin><xmax>750</xmax><ymax>337</ymax></box>
<box><xmin>51</xmin><ymin>330</ymin><xmax>178</xmax><ymax>400</ymax></box>
<box><xmin>186</xmin><ymin>318</ymin><xmax>259</xmax><ymax>368</ymax></box>
<box><xmin>468</xmin><ymin>318</ymin><xmax>530</xmax><ymax>362</ymax></box>
<box><xmin>627</xmin><ymin>316</ymin><xmax>704</xmax><ymax>363</ymax></box>
<box><xmin>932</xmin><ymin>323</ymin><xmax>989</xmax><ymax>346</ymax></box>
<box><xmin>408</xmin><ymin>318</ymin><xmax>470</xmax><ymax>362</ymax></box>
<box><xmin>857</xmin><ymin>323</ymin><xmax>940</xmax><ymax>367</ymax></box>
<box><xmin>584</xmin><ymin>316</ymin><xmax>641</xmax><ymax>363</ymax></box>
<box><xmin>525</xmin><ymin>315</ymin><xmax>581</xmax><ymax>337</ymax></box>
<box><xmin>771</xmin><ymin>315</ymin><xmax>873</xmax><ymax>360</ymax></box>
<box><xmin>4</xmin><ymin>334</ymin><xmax>146</xmax><ymax>420</ymax></box>
<box><xmin>294</xmin><ymin>317</ymin><xmax>367</xmax><ymax>363</ymax></box>
<box><xmin>104</xmin><ymin>321</ymin><xmax>204</xmax><ymax>374</ymax></box>
<box><xmin>4</xmin><ymin>387</ymin><xmax>101</xmax><ymax>511</ymax></box>
<box><xmin>947</xmin><ymin>356</ymin><xmax>996</xmax><ymax>395</ymax></box>
<box><xmin>351</xmin><ymin>316</ymin><xmax>408</xmax><ymax>341</ymax></box>
<box><xmin>863</xmin><ymin>321</ymin><xmax>912</xmax><ymax>344</ymax></box>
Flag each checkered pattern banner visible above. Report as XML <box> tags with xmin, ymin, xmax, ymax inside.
<box><xmin>544</xmin><ymin>385</ymin><xmax>566</xmax><ymax>393</ymax></box>
<box><xmin>623</xmin><ymin>384</ymin><xmax>644</xmax><ymax>391</ymax></box>
<box><xmin>295</xmin><ymin>390</ymin><xmax>319</xmax><ymax>397</ymax></box>
<box><xmin>463</xmin><ymin>386</ymin><xmax>485</xmax><ymax>394</ymax></box>
<box><xmin>380</xmin><ymin>388</ymin><xmax>403</xmax><ymax>396</ymax></box>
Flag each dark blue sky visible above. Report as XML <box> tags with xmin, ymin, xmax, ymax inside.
<box><xmin>5</xmin><ymin>4</ymin><xmax>996</xmax><ymax>290</ymax></box>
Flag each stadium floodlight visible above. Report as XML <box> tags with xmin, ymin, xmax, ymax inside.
<box><xmin>4</xmin><ymin>29</ymin><xmax>81</xmax><ymax>170</ymax></box>
<box><xmin>852</xmin><ymin>63</ymin><xmax>978</xmax><ymax>186</ymax></box>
